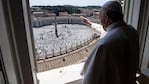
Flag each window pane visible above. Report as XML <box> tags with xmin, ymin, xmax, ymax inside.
<box><xmin>29</xmin><ymin>0</ymin><xmax>111</xmax><ymax>83</ymax></box>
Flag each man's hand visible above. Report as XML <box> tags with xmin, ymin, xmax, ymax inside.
<box><xmin>80</xmin><ymin>16</ymin><xmax>92</xmax><ymax>26</ymax></box>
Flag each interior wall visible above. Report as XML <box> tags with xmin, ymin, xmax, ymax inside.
<box><xmin>126</xmin><ymin>0</ymin><xmax>141</xmax><ymax>30</ymax></box>
<box><xmin>137</xmin><ymin>0</ymin><xmax>149</xmax><ymax>73</ymax></box>
<box><xmin>141</xmin><ymin>24</ymin><xmax>149</xmax><ymax>77</ymax></box>
<box><xmin>124</xmin><ymin>0</ymin><xmax>149</xmax><ymax>77</ymax></box>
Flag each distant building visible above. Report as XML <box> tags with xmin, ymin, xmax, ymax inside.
<box><xmin>59</xmin><ymin>12</ymin><xmax>69</xmax><ymax>16</ymax></box>
<box><xmin>71</xmin><ymin>13</ymin><xmax>86</xmax><ymax>17</ymax></box>
<box><xmin>93</xmin><ymin>11</ymin><xmax>100</xmax><ymax>19</ymax></box>
<box><xmin>31</xmin><ymin>12</ymin><xmax>56</xmax><ymax>17</ymax></box>
<box><xmin>32</xmin><ymin>17</ymin><xmax>55</xmax><ymax>27</ymax></box>
<box><xmin>79</xmin><ymin>8</ymin><xmax>92</xmax><ymax>16</ymax></box>
<box><xmin>32</xmin><ymin>16</ymin><xmax>85</xmax><ymax>28</ymax></box>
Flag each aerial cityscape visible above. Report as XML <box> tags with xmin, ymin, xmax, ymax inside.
<box><xmin>30</xmin><ymin>1</ymin><xmax>104</xmax><ymax>84</ymax></box>
<box><xmin>31</xmin><ymin>5</ymin><xmax>102</xmax><ymax>62</ymax></box>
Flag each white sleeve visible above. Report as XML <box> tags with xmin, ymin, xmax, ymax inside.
<box><xmin>91</xmin><ymin>23</ymin><xmax>107</xmax><ymax>38</ymax></box>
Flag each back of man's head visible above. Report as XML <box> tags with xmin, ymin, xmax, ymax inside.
<box><xmin>102</xmin><ymin>1</ymin><xmax>123</xmax><ymax>22</ymax></box>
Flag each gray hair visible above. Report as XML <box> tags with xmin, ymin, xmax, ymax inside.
<box><xmin>101</xmin><ymin>1</ymin><xmax>123</xmax><ymax>22</ymax></box>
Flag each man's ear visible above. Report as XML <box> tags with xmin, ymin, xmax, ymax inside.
<box><xmin>104</xmin><ymin>14</ymin><xmax>109</xmax><ymax>25</ymax></box>
<box><xmin>103</xmin><ymin>13</ymin><xmax>112</xmax><ymax>29</ymax></box>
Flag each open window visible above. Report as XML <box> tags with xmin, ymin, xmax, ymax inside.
<box><xmin>0</xmin><ymin>0</ymin><xmax>149</xmax><ymax>84</ymax></box>
<box><xmin>29</xmin><ymin>0</ymin><xmax>110</xmax><ymax>84</ymax></box>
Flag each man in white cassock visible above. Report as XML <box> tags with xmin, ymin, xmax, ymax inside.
<box><xmin>80</xmin><ymin>1</ymin><xmax>139</xmax><ymax>84</ymax></box>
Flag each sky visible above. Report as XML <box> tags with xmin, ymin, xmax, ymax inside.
<box><xmin>29</xmin><ymin>0</ymin><xmax>112</xmax><ymax>6</ymax></box>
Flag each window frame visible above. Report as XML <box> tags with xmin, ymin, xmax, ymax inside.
<box><xmin>0</xmin><ymin>0</ymin><xmax>37</xmax><ymax>84</ymax></box>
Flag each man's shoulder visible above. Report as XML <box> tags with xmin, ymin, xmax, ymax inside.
<box><xmin>98</xmin><ymin>24</ymin><xmax>138</xmax><ymax>45</ymax></box>
<box><xmin>97</xmin><ymin>34</ymin><xmax>114</xmax><ymax>46</ymax></box>
<box><xmin>97</xmin><ymin>27</ymin><xmax>125</xmax><ymax>45</ymax></box>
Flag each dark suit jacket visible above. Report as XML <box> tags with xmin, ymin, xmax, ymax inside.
<box><xmin>83</xmin><ymin>21</ymin><xmax>139</xmax><ymax>84</ymax></box>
